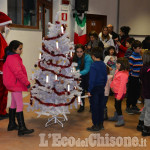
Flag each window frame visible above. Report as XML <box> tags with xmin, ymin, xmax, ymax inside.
<box><xmin>9</xmin><ymin>0</ymin><xmax>53</xmax><ymax>30</ymax></box>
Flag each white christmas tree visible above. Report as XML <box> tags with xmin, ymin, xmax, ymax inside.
<box><xmin>27</xmin><ymin>13</ymin><xmax>82</xmax><ymax>127</ymax></box>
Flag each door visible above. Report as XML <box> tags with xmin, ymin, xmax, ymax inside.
<box><xmin>86</xmin><ymin>14</ymin><xmax>107</xmax><ymax>41</ymax></box>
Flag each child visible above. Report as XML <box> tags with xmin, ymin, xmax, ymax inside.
<box><xmin>108</xmin><ymin>57</ymin><xmax>129</xmax><ymax>127</ymax></box>
<box><xmin>126</xmin><ymin>40</ymin><xmax>143</xmax><ymax>114</ymax></box>
<box><xmin>137</xmin><ymin>51</ymin><xmax>150</xmax><ymax>136</ymax></box>
<box><xmin>73</xmin><ymin>44</ymin><xmax>93</xmax><ymax>112</ymax></box>
<box><xmin>124</xmin><ymin>38</ymin><xmax>135</xmax><ymax>59</ymax></box>
<box><xmin>104</xmin><ymin>46</ymin><xmax>117</xmax><ymax>76</ymax></box>
<box><xmin>87</xmin><ymin>47</ymin><xmax>107</xmax><ymax>131</ymax></box>
<box><xmin>3</xmin><ymin>40</ymin><xmax>34</xmax><ymax>136</ymax></box>
<box><xmin>104</xmin><ymin>66</ymin><xmax>113</xmax><ymax>120</ymax></box>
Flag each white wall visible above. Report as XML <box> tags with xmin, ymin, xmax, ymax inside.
<box><xmin>119</xmin><ymin>0</ymin><xmax>150</xmax><ymax>36</ymax></box>
<box><xmin>0</xmin><ymin>0</ymin><xmax>7</xmax><ymax>13</ymax></box>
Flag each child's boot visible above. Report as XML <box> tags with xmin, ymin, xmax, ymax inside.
<box><xmin>115</xmin><ymin>115</ymin><xmax>125</xmax><ymax>127</ymax></box>
<box><xmin>16</xmin><ymin>111</ymin><xmax>34</xmax><ymax>136</ymax></box>
<box><xmin>8</xmin><ymin>108</ymin><xmax>19</xmax><ymax>131</ymax></box>
<box><xmin>142</xmin><ymin>125</ymin><xmax>150</xmax><ymax>137</ymax></box>
<box><xmin>108</xmin><ymin>111</ymin><xmax>118</xmax><ymax>121</ymax></box>
<box><xmin>137</xmin><ymin>120</ymin><xmax>144</xmax><ymax>132</ymax></box>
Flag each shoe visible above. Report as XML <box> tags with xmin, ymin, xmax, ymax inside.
<box><xmin>137</xmin><ymin>120</ymin><xmax>144</xmax><ymax>132</ymax></box>
<box><xmin>87</xmin><ymin>123</ymin><xmax>104</xmax><ymax>132</ymax></box>
<box><xmin>131</xmin><ymin>106</ymin><xmax>140</xmax><ymax>114</ymax></box>
<box><xmin>104</xmin><ymin>108</ymin><xmax>108</xmax><ymax>120</ymax></box>
<box><xmin>126</xmin><ymin>107</ymin><xmax>134</xmax><ymax>115</ymax></box>
<box><xmin>77</xmin><ymin>106</ymin><xmax>84</xmax><ymax>113</ymax></box>
<box><xmin>0</xmin><ymin>113</ymin><xmax>9</xmax><ymax>120</ymax></box>
<box><xmin>16</xmin><ymin>111</ymin><xmax>34</xmax><ymax>136</ymax></box>
<box><xmin>108</xmin><ymin>112</ymin><xmax>118</xmax><ymax>121</ymax></box>
<box><xmin>115</xmin><ymin>115</ymin><xmax>125</xmax><ymax>127</ymax></box>
<box><xmin>8</xmin><ymin>108</ymin><xmax>19</xmax><ymax>131</ymax></box>
<box><xmin>142</xmin><ymin>125</ymin><xmax>150</xmax><ymax>137</ymax></box>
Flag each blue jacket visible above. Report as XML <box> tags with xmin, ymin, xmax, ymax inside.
<box><xmin>76</xmin><ymin>54</ymin><xmax>93</xmax><ymax>76</ymax></box>
<box><xmin>88</xmin><ymin>61</ymin><xmax>107</xmax><ymax>93</ymax></box>
<box><xmin>129</xmin><ymin>52</ymin><xmax>143</xmax><ymax>77</ymax></box>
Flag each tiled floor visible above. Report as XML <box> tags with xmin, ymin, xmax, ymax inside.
<box><xmin>0</xmin><ymin>95</ymin><xmax>149</xmax><ymax>150</ymax></box>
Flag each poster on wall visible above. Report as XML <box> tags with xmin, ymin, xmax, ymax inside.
<box><xmin>62</xmin><ymin>13</ymin><xmax>67</xmax><ymax>21</ymax></box>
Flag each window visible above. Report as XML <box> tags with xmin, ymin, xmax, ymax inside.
<box><xmin>8</xmin><ymin>0</ymin><xmax>53</xmax><ymax>31</ymax></box>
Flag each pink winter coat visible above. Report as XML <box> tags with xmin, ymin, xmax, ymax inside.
<box><xmin>110</xmin><ymin>69</ymin><xmax>129</xmax><ymax>100</ymax></box>
<box><xmin>3</xmin><ymin>54</ymin><xmax>30</xmax><ymax>92</ymax></box>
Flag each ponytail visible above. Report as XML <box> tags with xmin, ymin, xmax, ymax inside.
<box><xmin>3</xmin><ymin>40</ymin><xmax>23</xmax><ymax>62</ymax></box>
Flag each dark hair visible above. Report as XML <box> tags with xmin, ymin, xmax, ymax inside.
<box><xmin>126</xmin><ymin>37</ymin><xmax>135</xmax><ymax>45</ymax></box>
<box><xmin>142</xmin><ymin>51</ymin><xmax>150</xmax><ymax>66</ymax></box>
<box><xmin>73</xmin><ymin>44</ymin><xmax>85</xmax><ymax>71</ymax></box>
<box><xmin>117</xmin><ymin>57</ymin><xmax>130</xmax><ymax>71</ymax></box>
<box><xmin>132</xmin><ymin>40</ymin><xmax>142</xmax><ymax>49</ymax></box>
<box><xmin>120</xmin><ymin>26</ymin><xmax>131</xmax><ymax>35</ymax></box>
<box><xmin>107</xmin><ymin>46</ymin><xmax>116</xmax><ymax>56</ymax></box>
<box><xmin>142</xmin><ymin>36</ymin><xmax>150</xmax><ymax>50</ymax></box>
<box><xmin>91</xmin><ymin>47</ymin><xmax>103</xmax><ymax>60</ymax></box>
<box><xmin>3</xmin><ymin>40</ymin><xmax>23</xmax><ymax>62</ymax></box>
<box><xmin>101</xmin><ymin>26</ymin><xmax>110</xmax><ymax>41</ymax></box>
<box><xmin>106</xmin><ymin>65</ymin><xmax>110</xmax><ymax>75</ymax></box>
<box><xmin>89</xmin><ymin>31</ymin><xmax>98</xmax><ymax>40</ymax></box>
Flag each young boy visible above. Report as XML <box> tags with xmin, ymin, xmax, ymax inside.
<box><xmin>87</xmin><ymin>47</ymin><xmax>107</xmax><ymax>131</ymax></box>
<box><xmin>126</xmin><ymin>40</ymin><xmax>143</xmax><ymax>114</ymax></box>
<box><xmin>124</xmin><ymin>38</ymin><xmax>135</xmax><ymax>59</ymax></box>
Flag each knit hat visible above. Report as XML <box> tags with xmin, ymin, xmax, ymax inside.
<box><xmin>0</xmin><ymin>12</ymin><xmax>12</xmax><ymax>26</ymax></box>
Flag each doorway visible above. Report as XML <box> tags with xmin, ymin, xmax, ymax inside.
<box><xmin>86</xmin><ymin>14</ymin><xmax>107</xmax><ymax>41</ymax></box>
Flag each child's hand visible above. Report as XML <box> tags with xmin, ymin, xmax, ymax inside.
<box><xmin>87</xmin><ymin>92</ymin><xmax>91</xmax><ymax>97</ymax></box>
<box><xmin>109</xmin><ymin>67</ymin><xmax>113</xmax><ymax>71</ymax></box>
<box><xmin>116</xmin><ymin>41</ymin><xmax>121</xmax><ymax>46</ymax></box>
<box><xmin>27</xmin><ymin>87</ymin><xmax>32</xmax><ymax>92</ymax></box>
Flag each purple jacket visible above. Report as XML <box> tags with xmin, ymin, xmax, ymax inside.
<box><xmin>140</xmin><ymin>65</ymin><xmax>150</xmax><ymax>99</ymax></box>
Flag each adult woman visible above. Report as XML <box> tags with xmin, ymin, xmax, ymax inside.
<box><xmin>99</xmin><ymin>27</ymin><xmax>115</xmax><ymax>57</ymax></box>
<box><xmin>99</xmin><ymin>27</ymin><xmax>114</xmax><ymax>48</ymax></box>
<box><xmin>115</xmin><ymin>26</ymin><xmax>131</xmax><ymax>58</ymax></box>
<box><xmin>73</xmin><ymin>44</ymin><xmax>93</xmax><ymax>112</ymax></box>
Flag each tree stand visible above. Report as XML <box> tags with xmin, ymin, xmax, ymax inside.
<box><xmin>45</xmin><ymin>114</ymin><xmax>68</xmax><ymax>128</ymax></box>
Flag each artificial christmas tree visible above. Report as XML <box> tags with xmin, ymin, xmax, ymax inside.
<box><xmin>27</xmin><ymin>14</ymin><xmax>82</xmax><ymax>127</ymax></box>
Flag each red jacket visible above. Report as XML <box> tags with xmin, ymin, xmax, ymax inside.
<box><xmin>110</xmin><ymin>69</ymin><xmax>129</xmax><ymax>100</ymax></box>
<box><xmin>117</xmin><ymin>36</ymin><xmax>129</xmax><ymax>58</ymax></box>
<box><xmin>3</xmin><ymin>53</ymin><xmax>30</xmax><ymax>91</ymax></box>
<box><xmin>0</xmin><ymin>33</ymin><xmax>7</xmax><ymax>71</ymax></box>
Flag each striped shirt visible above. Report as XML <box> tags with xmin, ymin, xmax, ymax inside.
<box><xmin>129</xmin><ymin>52</ymin><xmax>143</xmax><ymax>77</ymax></box>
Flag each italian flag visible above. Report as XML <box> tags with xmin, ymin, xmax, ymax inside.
<box><xmin>74</xmin><ymin>13</ymin><xmax>87</xmax><ymax>45</ymax></box>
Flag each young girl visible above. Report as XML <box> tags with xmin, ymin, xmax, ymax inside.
<box><xmin>115</xmin><ymin>26</ymin><xmax>130</xmax><ymax>58</ymax></box>
<box><xmin>108</xmin><ymin>57</ymin><xmax>129</xmax><ymax>127</ymax></box>
<box><xmin>104</xmin><ymin>66</ymin><xmax>113</xmax><ymax>120</ymax></box>
<box><xmin>73</xmin><ymin>44</ymin><xmax>93</xmax><ymax>112</ymax></box>
<box><xmin>3</xmin><ymin>40</ymin><xmax>34</xmax><ymax>136</ymax></box>
<box><xmin>137</xmin><ymin>51</ymin><xmax>150</xmax><ymax>136</ymax></box>
<box><xmin>104</xmin><ymin>46</ymin><xmax>117</xmax><ymax>76</ymax></box>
